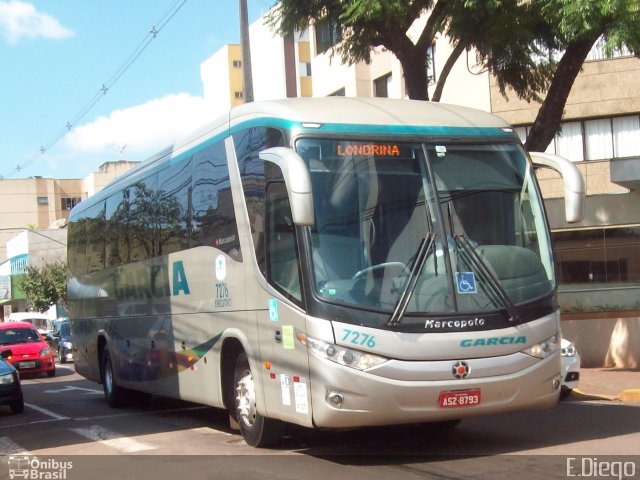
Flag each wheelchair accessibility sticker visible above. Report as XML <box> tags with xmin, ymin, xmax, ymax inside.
<box><xmin>455</xmin><ymin>272</ymin><xmax>477</xmax><ymax>294</ymax></box>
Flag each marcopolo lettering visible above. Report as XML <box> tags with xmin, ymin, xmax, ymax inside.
<box><xmin>460</xmin><ymin>336</ymin><xmax>527</xmax><ymax>347</ymax></box>
<box><xmin>425</xmin><ymin>317</ymin><xmax>485</xmax><ymax>330</ymax></box>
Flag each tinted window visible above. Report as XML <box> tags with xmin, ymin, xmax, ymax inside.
<box><xmin>192</xmin><ymin>140</ymin><xmax>242</xmax><ymax>261</ymax></box>
<box><xmin>266</xmin><ymin>182</ymin><xmax>302</xmax><ymax>303</ymax></box>
<box><xmin>233</xmin><ymin>127</ymin><xmax>285</xmax><ymax>273</ymax></box>
<box><xmin>157</xmin><ymin>158</ymin><xmax>192</xmax><ymax>255</ymax></box>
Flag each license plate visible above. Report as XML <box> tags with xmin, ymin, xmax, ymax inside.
<box><xmin>18</xmin><ymin>361</ymin><xmax>36</xmax><ymax>369</ymax></box>
<box><xmin>439</xmin><ymin>389</ymin><xmax>481</xmax><ymax>408</ymax></box>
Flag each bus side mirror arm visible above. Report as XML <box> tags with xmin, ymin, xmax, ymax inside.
<box><xmin>529</xmin><ymin>152</ymin><xmax>585</xmax><ymax>223</ymax></box>
<box><xmin>259</xmin><ymin>147</ymin><xmax>315</xmax><ymax>226</ymax></box>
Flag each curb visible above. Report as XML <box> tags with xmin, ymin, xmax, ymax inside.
<box><xmin>572</xmin><ymin>388</ymin><xmax>640</xmax><ymax>404</ymax></box>
<box><xmin>619</xmin><ymin>389</ymin><xmax>640</xmax><ymax>404</ymax></box>
<box><xmin>572</xmin><ymin>388</ymin><xmax>617</xmax><ymax>401</ymax></box>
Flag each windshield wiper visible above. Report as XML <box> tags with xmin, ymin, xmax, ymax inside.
<box><xmin>388</xmin><ymin>233</ymin><xmax>435</xmax><ymax>327</ymax></box>
<box><xmin>453</xmin><ymin>234</ymin><xmax>521</xmax><ymax>323</ymax></box>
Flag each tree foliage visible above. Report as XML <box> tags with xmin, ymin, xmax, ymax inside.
<box><xmin>269</xmin><ymin>0</ymin><xmax>640</xmax><ymax>152</ymax></box>
<box><xmin>268</xmin><ymin>0</ymin><xmax>552</xmax><ymax>101</ymax></box>
<box><xmin>268</xmin><ymin>0</ymin><xmax>448</xmax><ymax>100</ymax></box>
<box><xmin>19</xmin><ymin>262</ymin><xmax>68</xmax><ymax>313</ymax></box>
<box><xmin>524</xmin><ymin>0</ymin><xmax>640</xmax><ymax>151</ymax></box>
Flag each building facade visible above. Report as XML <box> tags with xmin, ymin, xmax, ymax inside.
<box><xmin>200</xmin><ymin>18</ymin><xmax>312</xmax><ymax>110</ymax></box>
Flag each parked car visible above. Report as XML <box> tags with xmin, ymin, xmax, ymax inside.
<box><xmin>46</xmin><ymin>319</ymin><xmax>73</xmax><ymax>363</ymax></box>
<box><xmin>0</xmin><ymin>350</ymin><xmax>24</xmax><ymax>414</ymax></box>
<box><xmin>7</xmin><ymin>312</ymin><xmax>53</xmax><ymax>335</ymax></box>
<box><xmin>561</xmin><ymin>338</ymin><xmax>581</xmax><ymax>399</ymax></box>
<box><xmin>0</xmin><ymin>322</ymin><xmax>55</xmax><ymax>378</ymax></box>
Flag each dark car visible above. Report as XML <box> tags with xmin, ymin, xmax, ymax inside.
<box><xmin>46</xmin><ymin>319</ymin><xmax>73</xmax><ymax>364</ymax></box>
<box><xmin>0</xmin><ymin>350</ymin><xmax>24</xmax><ymax>414</ymax></box>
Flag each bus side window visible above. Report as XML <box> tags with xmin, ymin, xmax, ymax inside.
<box><xmin>265</xmin><ymin>182</ymin><xmax>303</xmax><ymax>304</ymax></box>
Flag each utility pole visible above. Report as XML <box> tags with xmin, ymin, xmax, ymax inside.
<box><xmin>239</xmin><ymin>0</ymin><xmax>254</xmax><ymax>103</ymax></box>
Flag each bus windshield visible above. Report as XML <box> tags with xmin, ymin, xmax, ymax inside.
<box><xmin>296</xmin><ymin>138</ymin><xmax>554</xmax><ymax>319</ymax></box>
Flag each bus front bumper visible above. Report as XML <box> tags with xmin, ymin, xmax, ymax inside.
<box><xmin>309</xmin><ymin>351</ymin><xmax>561</xmax><ymax>429</ymax></box>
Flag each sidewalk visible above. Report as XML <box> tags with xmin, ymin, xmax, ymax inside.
<box><xmin>571</xmin><ymin>367</ymin><xmax>640</xmax><ymax>403</ymax></box>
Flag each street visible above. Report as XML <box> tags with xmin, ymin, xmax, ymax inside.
<box><xmin>0</xmin><ymin>364</ymin><xmax>638</xmax><ymax>479</ymax></box>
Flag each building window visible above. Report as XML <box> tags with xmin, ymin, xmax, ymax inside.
<box><xmin>37</xmin><ymin>196</ymin><xmax>48</xmax><ymax>205</ymax></box>
<box><xmin>234</xmin><ymin>91</ymin><xmax>244</xmax><ymax>99</ymax></box>
<box><xmin>613</xmin><ymin>116</ymin><xmax>640</xmax><ymax>158</ymax></box>
<box><xmin>585</xmin><ymin>118</ymin><xmax>614</xmax><ymax>161</ymax></box>
<box><xmin>61</xmin><ymin>197</ymin><xmax>81</xmax><ymax>210</ymax></box>
<box><xmin>554</xmin><ymin>227</ymin><xmax>640</xmax><ymax>285</ymax></box>
<box><xmin>315</xmin><ymin>16</ymin><xmax>341</xmax><ymax>55</ymax></box>
<box><xmin>373</xmin><ymin>73</ymin><xmax>392</xmax><ymax>98</ymax></box>
<box><xmin>298</xmin><ymin>62</ymin><xmax>311</xmax><ymax>77</ymax></box>
<box><xmin>534</xmin><ymin>36</ymin><xmax>632</xmax><ymax>65</ymax></box>
<box><xmin>427</xmin><ymin>44</ymin><xmax>437</xmax><ymax>84</ymax></box>
<box><xmin>553</xmin><ymin>227</ymin><xmax>640</xmax><ymax>313</ymax></box>
<box><xmin>586</xmin><ymin>36</ymin><xmax>633</xmax><ymax>62</ymax></box>
<box><xmin>516</xmin><ymin>114</ymin><xmax>640</xmax><ymax>162</ymax></box>
<box><xmin>555</xmin><ymin>121</ymin><xmax>584</xmax><ymax>162</ymax></box>
<box><xmin>232</xmin><ymin>60</ymin><xmax>242</xmax><ymax>68</ymax></box>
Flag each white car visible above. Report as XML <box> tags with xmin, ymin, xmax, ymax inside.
<box><xmin>7</xmin><ymin>312</ymin><xmax>53</xmax><ymax>335</ymax></box>
<box><xmin>560</xmin><ymin>338</ymin><xmax>581</xmax><ymax>399</ymax></box>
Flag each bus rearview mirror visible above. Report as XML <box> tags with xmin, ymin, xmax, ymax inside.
<box><xmin>529</xmin><ymin>152</ymin><xmax>585</xmax><ymax>223</ymax></box>
<box><xmin>259</xmin><ymin>147</ymin><xmax>315</xmax><ymax>226</ymax></box>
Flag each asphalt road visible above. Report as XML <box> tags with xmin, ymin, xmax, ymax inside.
<box><xmin>0</xmin><ymin>365</ymin><xmax>639</xmax><ymax>480</ymax></box>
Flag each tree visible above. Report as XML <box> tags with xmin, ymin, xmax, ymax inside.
<box><xmin>268</xmin><ymin>0</ymin><xmax>452</xmax><ymax>100</ymax></box>
<box><xmin>19</xmin><ymin>262</ymin><xmax>68</xmax><ymax>313</ymax></box>
<box><xmin>268</xmin><ymin>0</ymin><xmax>640</xmax><ymax>152</ymax></box>
<box><xmin>523</xmin><ymin>0</ymin><xmax>640</xmax><ymax>151</ymax></box>
<box><xmin>268</xmin><ymin>0</ymin><xmax>555</xmax><ymax>101</ymax></box>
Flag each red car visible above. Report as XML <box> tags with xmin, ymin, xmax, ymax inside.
<box><xmin>0</xmin><ymin>322</ymin><xmax>55</xmax><ymax>377</ymax></box>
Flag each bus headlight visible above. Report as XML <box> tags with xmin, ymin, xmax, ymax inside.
<box><xmin>561</xmin><ymin>341</ymin><xmax>577</xmax><ymax>357</ymax></box>
<box><xmin>296</xmin><ymin>331</ymin><xmax>388</xmax><ymax>370</ymax></box>
<box><xmin>521</xmin><ymin>335</ymin><xmax>560</xmax><ymax>359</ymax></box>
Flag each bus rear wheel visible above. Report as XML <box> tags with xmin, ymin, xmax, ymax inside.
<box><xmin>101</xmin><ymin>347</ymin><xmax>127</xmax><ymax>408</ymax></box>
<box><xmin>233</xmin><ymin>352</ymin><xmax>282</xmax><ymax>447</ymax></box>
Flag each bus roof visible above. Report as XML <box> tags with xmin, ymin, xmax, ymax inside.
<box><xmin>71</xmin><ymin>97</ymin><xmax>514</xmax><ymax>215</ymax></box>
<box><xmin>229</xmin><ymin>97</ymin><xmax>510</xmax><ymax>130</ymax></box>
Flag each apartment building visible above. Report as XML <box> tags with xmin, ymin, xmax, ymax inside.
<box><xmin>0</xmin><ymin>161</ymin><xmax>138</xmax><ymax>263</ymax></box>
<box><xmin>200</xmin><ymin>17</ymin><xmax>312</xmax><ymax>109</ymax></box>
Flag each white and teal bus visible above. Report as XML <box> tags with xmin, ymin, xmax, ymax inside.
<box><xmin>67</xmin><ymin>97</ymin><xmax>584</xmax><ymax>447</ymax></box>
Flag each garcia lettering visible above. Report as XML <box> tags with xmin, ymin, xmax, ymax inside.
<box><xmin>460</xmin><ymin>336</ymin><xmax>527</xmax><ymax>347</ymax></box>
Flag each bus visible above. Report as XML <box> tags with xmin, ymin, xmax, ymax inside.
<box><xmin>67</xmin><ymin>97</ymin><xmax>584</xmax><ymax>447</ymax></box>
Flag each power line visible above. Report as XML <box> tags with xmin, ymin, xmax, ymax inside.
<box><xmin>1</xmin><ymin>0</ymin><xmax>189</xmax><ymax>181</ymax></box>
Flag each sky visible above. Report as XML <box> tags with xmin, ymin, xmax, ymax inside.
<box><xmin>0</xmin><ymin>0</ymin><xmax>272</xmax><ymax>180</ymax></box>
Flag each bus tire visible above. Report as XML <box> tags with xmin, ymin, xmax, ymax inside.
<box><xmin>101</xmin><ymin>347</ymin><xmax>127</xmax><ymax>408</ymax></box>
<box><xmin>233</xmin><ymin>352</ymin><xmax>282</xmax><ymax>447</ymax></box>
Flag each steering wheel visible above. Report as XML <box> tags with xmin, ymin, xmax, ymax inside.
<box><xmin>352</xmin><ymin>262</ymin><xmax>410</xmax><ymax>280</ymax></box>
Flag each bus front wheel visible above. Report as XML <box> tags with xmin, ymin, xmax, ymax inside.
<box><xmin>233</xmin><ymin>352</ymin><xmax>282</xmax><ymax>447</ymax></box>
<box><xmin>101</xmin><ymin>347</ymin><xmax>127</xmax><ymax>408</ymax></box>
